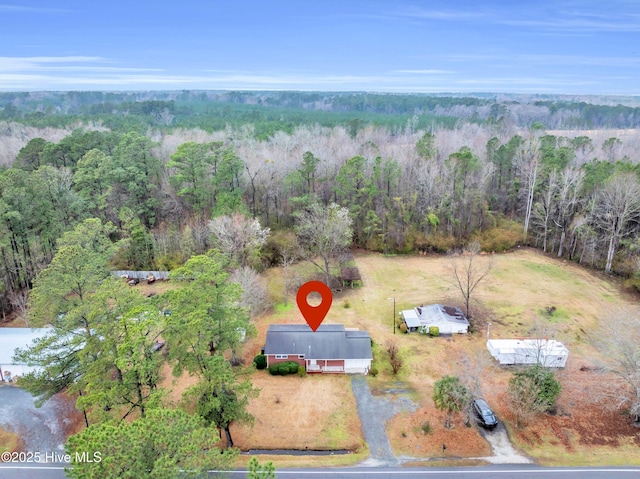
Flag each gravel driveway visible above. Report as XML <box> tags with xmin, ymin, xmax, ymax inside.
<box><xmin>351</xmin><ymin>376</ymin><xmax>417</xmax><ymax>467</ymax></box>
<box><xmin>0</xmin><ymin>386</ymin><xmax>79</xmax><ymax>455</ymax></box>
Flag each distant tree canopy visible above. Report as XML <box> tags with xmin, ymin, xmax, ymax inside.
<box><xmin>0</xmin><ymin>90</ymin><xmax>639</xmax><ymax>318</ymax></box>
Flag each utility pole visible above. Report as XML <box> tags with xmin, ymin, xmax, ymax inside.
<box><xmin>388</xmin><ymin>297</ymin><xmax>396</xmax><ymax>334</ymax></box>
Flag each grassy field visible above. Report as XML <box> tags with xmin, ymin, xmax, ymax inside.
<box><xmin>235</xmin><ymin>247</ymin><xmax>640</xmax><ymax>466</ymax></box>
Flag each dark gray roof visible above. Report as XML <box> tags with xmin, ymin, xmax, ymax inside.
<box><xmin>264</xmin><ymin>324</ymin><xmax>372</xmax><ymax>360</ymax></box>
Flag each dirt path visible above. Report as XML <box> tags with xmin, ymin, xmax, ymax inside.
<box><xmin>478</xmin><ymin>423</ymin><xmax>531</xmax><ymax>464</ymax></box>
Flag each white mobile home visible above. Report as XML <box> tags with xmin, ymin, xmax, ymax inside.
<box><xmin>486</xmin><ymin>338</ymin><xmax>568</xmax><ymax>367</ymax></box>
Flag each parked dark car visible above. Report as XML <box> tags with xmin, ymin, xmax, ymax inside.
<box><xmin>473</xmin><ymin>398</ymin><xmax>498</xmax><ymax>429</ymax></box>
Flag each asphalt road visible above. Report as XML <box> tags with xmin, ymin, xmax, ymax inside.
<box><xmin>1</xmin><ymin>464</ymin><xmax>640</xmax><ymax>479</ymax></box>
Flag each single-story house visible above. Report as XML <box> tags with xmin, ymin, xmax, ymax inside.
<box><xmin>0</xmin><ymin>328</ymin><xmax>51</xmax><ymax>382</ymax></box>
<box><xmin>486</xmin><ymin>338</ymin><xmax>569</xmax><ymax>367</ymax></box>
<box><xmin>264</xmin><ymin>324</ymin><xmax>373</xmax><ymax>375</ymax></box>
<box><xmin>400</xmin><ymin>304</ymin><xmax>469</xmax><ymax>334</ymax></box>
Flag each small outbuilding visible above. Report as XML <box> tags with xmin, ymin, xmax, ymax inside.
<box><xmin>264</xmin><ymin>324</ymin><xmax>373</xmax><ymax>374</ymax></box>
<box><xmin>486</xmin><ymin>338</ymin><xmax>569</xmax><ymax>367</ymax></box>
<box><xmin>0</xmin><ymin>328</ymin><xmax>51</xmax><ymax>382</ymax></box>
<box><xmin>400</xmin><ymin>304</ymin><xmax>469</xmax><ymax>334</ymax></box>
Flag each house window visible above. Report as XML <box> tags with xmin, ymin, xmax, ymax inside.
<box><xmin>275</xmin><ymin>354</ymin><xmax>288</xmax><ymax>359</ymax></box>
<box><xmin>298</xmin><ymin>355</ymin><xmax>305</xmax><ymax>359</ymax></box>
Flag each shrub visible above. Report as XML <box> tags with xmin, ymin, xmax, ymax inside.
<box><xmin>369</xmin><ymin>367</ymin><xmax>379</xmax><ymax>377</ymax></box>
<box><xmin>472</xmin><ymin>220</ymin><xmax>522</xmax><ymax>252</ymax></box>
<box><xmin>508</xmin><ymin>364</ymin><xmax>561</xmax><ymax>428</ymax></box>
<box><xmin>399</xmin><ymin>322</ymin><xmax>408</xmax><ymax>334</ymax></box>
<box><xmin>343</xmin><ymin>299</ymin><xmax>351</xmax><ymax>309</ymax></box>
<box><xmin>297</xmin><ymin>367</ymin><xmax>307</xmax><ymax>377</ymax></box>
<box><xmin>385</xmin><ymin>339</ymin><xmax>399</xmax><ymax>360</ymax></box>
<box><xmin>268</xmin><ymin>361</ymin><xmax>299</xmax><ymax>375</ymax></box>
<box><xmin>286</xmin><ymin>361</ymin><xmax>299</xmax><ymax>374</ymax></box>
<box><xmin>419</xmin><ymin>233</ymin><xmax>457</xmax><ymax>253</ymax></box>
<box><xmin>253</xmin><ymin>354</ymin><xmax>267</xmax><ymax>370</ymax></box>
<box><xmin>390</xmin><ymin>356</ymin><xmax>403</xmax><ymax>375</ymax></box>
<box><xmin>429</xmin><ymin>326</ymin><xmax>440</xmax><ymax>337</ymax></box>
<box><xmin>420</xmin><ymin>421</ymin><xmax>433</xmax><ymax>435</ymax></box>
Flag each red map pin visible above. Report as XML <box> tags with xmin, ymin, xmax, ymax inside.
<box><xmin>296</xmin><ymin>281</ymin><xmax>333</xmax><ymax>332</ymax></box>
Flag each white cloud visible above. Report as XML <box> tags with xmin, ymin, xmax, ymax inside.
<box><xmin>0</xmin><ymin>56</ymin><xmax>106</xmax><ymax>71</ymax></box>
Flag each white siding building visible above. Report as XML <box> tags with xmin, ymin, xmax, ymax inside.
<box><xmin>0</xmin><ymin>328</ymin><xmax>51</xmax><ymax>381</ymax></box>
<box><xmin>400</xmin><ymin>304</ymin><xmax>469</xmax><ymax>334</ymax></box>
<box><xmin>486</xmin><ymin>338</ymin><xmax>569</xmax><ymax>367</ymax></box>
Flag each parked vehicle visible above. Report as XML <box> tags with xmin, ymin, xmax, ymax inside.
<box><xmin>473</xmin><ymin>398</ymin><xmax>498</xmax><ymax>429</ymax></box>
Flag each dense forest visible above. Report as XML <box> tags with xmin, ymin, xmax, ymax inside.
<box><xmin>0</xmin><ymin>90</ymin><xmax>639</xmax><ymax>317</ymax></box>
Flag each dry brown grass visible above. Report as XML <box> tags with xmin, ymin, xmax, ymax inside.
<box><xmin>0</xmin><ymin>425</ymin><xmax>23</xmax><ymax>454</ymax></box>
<box><xmin>231</xmin><ymin>373</ymin><xmax>363</xmax><ymax>452</ymax></box>
<box><xmin>388</xmin><ymin>407</ymin><xmax>492</xmax><ymax>458</ymax></box>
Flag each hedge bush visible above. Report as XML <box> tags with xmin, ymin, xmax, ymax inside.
<box><xmin>253</xmin><ymin>354</ymin><xmax>267</xmax><ymax>370</ymax></box>
<box><xmin>268</xmin><ymin>361</ymin><xmax>300</xmax><ymax>375</ymax></box>
<box><xmin>429</xmin><ymin>326</ymin><xmax>440</xmax><ymax>337</ymax></box>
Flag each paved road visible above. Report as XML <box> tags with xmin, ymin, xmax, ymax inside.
<box><xmin>2</xmin><ymin>464</ymin><xmax>640</xmax><ymax>479</ymax></box>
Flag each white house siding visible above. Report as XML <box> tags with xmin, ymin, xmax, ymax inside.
<box><xmin>344</xmin><ymin>359</ymin><xmax>371</xmax><ymax>374</ymax></box>
<box><xmin>0</xmin><ymin>328</ymin><xmax>52</xmax><ymax>382</ymax></box>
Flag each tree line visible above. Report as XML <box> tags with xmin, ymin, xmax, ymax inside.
<box><xmin>0</xmin><ymin>119</ymin><xmax>638</xmax><ymax>316</ymax></box>
<box><xmin>4</xmin><ymin>91</ymin><xmax>640</xmax><ymax>133</ymax></box>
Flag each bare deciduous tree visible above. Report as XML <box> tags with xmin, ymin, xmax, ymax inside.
<box><xmin>594</xmin><ymin>173</ymin><xmax>640</xmax><ymax>274</ymax></box>
<box><xmin>209</xmin><ymin>214</ymin><xmax>270</xmax><ymax>269</ymax></box>
<box><xmin>8</xmin><ymin>288</ymin><xmax>29</xmax><ymax>326</ymax></box>
<box><xmin>521</xmin><ymin>137</ymin><xmax>541</xmax><ymax>240</ymax></box>
<box><xmin>295</xmin><ymin>203</ymin><xmax>352</xmax><ymax>287</ymax></box>
<box><xmin>230</xmin><ymin>266</ymin><xmax>270</xmax><ymax>318</ymax></box>
<box><xmin>450</xmin><ymin>240</ymin><xmax>492</xmax><ymax>321</ymax></box>
<box><xmin>592</xmin><ymin>307</ymin><xmax>640</xmax><ymax>424</ymax></box>
<box><xmin>531</xmin><ymin>170</ymin><xmax>558</xmax><ymax>253</ymax></box>
<box><xmin>553</xmin><ymin>166</ymin><xmax>583</xmax><ymax>257</ymax></box>
<box><xmin>277</xmin><ymin>233</ymin><xmax>302</xmax><ymax>306</ymax></box>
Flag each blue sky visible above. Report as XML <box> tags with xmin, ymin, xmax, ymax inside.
<box><xmin>1</xmin><ymin>0</ymin><xmax>639</xmax><ymax>94</ymax></box>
